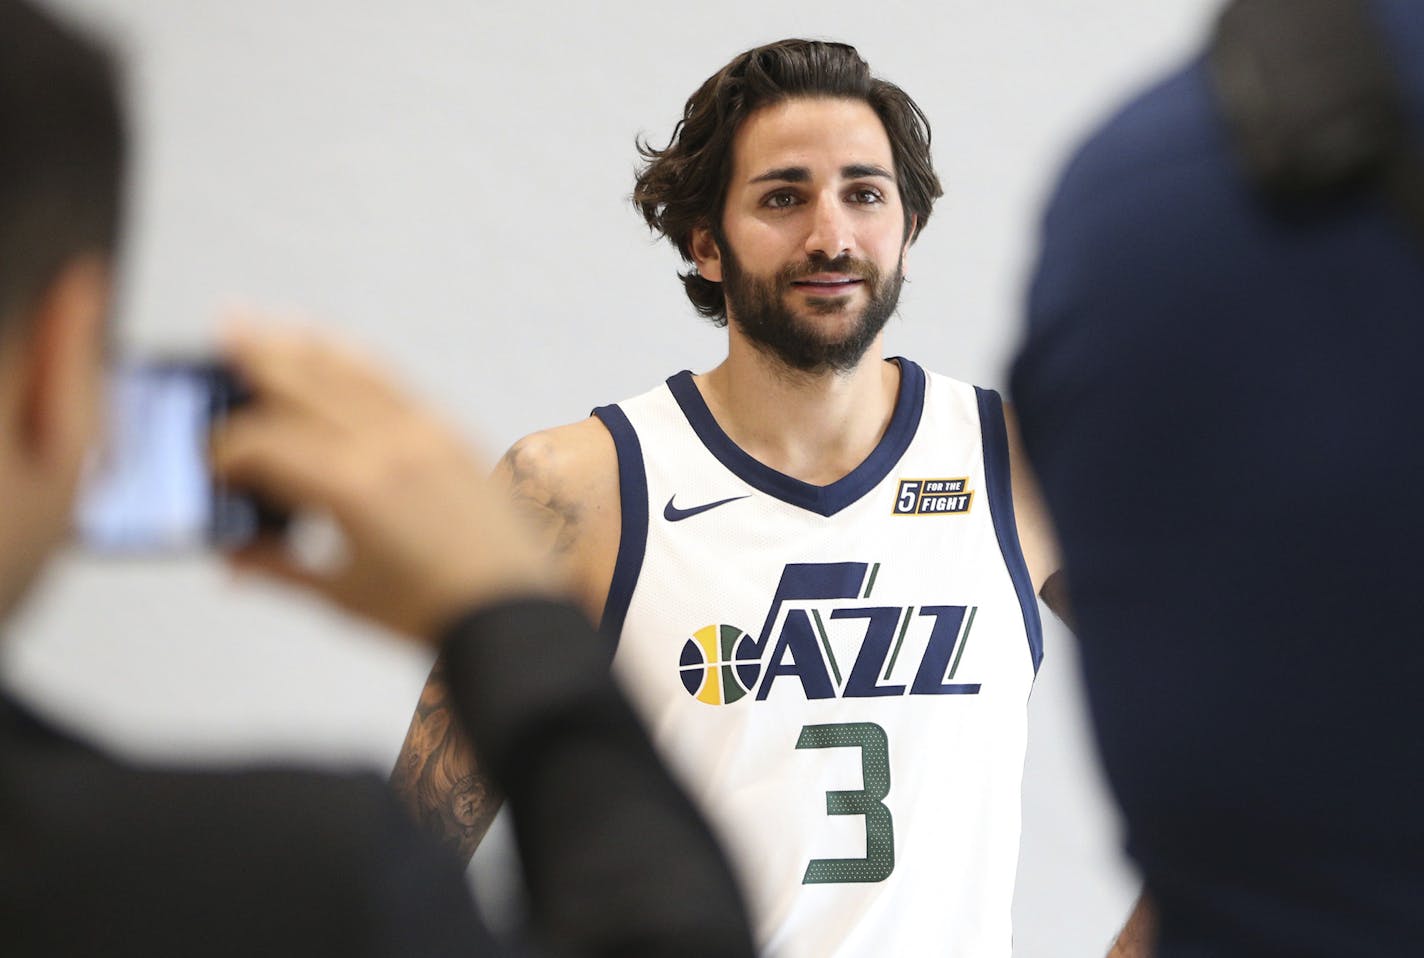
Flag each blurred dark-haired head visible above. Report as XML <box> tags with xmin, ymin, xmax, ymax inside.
<box><xmin>0</xmin><ymin>0</ymin><xmax>124</xmax><ymax>622</ymax></box>
<box><xmin>0</xmin><ymin>0</ymin><xmax>126</xmax><ymax>335</ymax></box>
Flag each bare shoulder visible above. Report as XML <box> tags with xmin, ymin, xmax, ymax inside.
<box><xmin>497</xmin><ymin>417</ymin><xmax>619</xmax><ymax>511</ymax></box>
<box><xmin>495</xmin><ymin>417</ymin><xmax>621</xmax><ymax>623</ymax></box>
<box><xmin>1000</xmin><ymin>402</ymin><xmax>1062</xmax><ymax>594</ymax></box>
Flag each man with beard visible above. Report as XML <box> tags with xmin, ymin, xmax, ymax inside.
<box><xmin>394</xmin><ymin>39</ymin><xmax>1143</xmax><ymax>956</ymax></box>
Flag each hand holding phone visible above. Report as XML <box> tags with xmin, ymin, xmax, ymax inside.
<box><xmin>209</xmin><ymin>326</ymin><xmax>559</xmax><ymax>642</ymax></box>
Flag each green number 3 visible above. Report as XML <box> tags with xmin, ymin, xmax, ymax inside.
<box><xmin>796</xmin><ymin>721</ymin><xmax>895</xmax><ymax>884</ymax></box>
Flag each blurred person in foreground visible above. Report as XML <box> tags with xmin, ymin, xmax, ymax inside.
<box><xmin>1011</xmin><ymin>0</ymin><xmax>1424</xmax><ymax>954</ymax></box>
<box><xmin>0</xmin><ymin>1</ymin><xmax>753</xmax><ymax>955</ymax></box>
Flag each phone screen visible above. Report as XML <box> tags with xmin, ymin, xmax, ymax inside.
<box><xmin>75</xmin><ymin>361</ymin><xmax>275</xmax><ymax>553</ymax></box>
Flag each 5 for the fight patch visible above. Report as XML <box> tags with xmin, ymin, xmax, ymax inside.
<box><xmin>892</xmin><ymin>477</ymin><xmax>973</xmax><ymax>516</ymax></box>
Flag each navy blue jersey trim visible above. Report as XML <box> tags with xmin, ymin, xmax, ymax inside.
<box><xmin>664</xmin><ymin>358</ymin><xmax>926</xmax><ymax>518</ymax></box>
<box><xmin>975</xmin><ymin>387</ymin><xmax>1045</xmax><ymax>673</ymax></box>
<box><xmin>592</xmin><ymin>404</ymin><xmax>648</xmax><ymax>646</ymax></box>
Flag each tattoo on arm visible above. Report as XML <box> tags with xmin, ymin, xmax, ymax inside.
<box><xmin>388</xmin><ymin>436</ymin><xmax>585</xmax><ymax>861</ymax></box>
<box><xmin>389</xmin><ymin>658</ymin><xmax>499</xmax><ymax>864</ymax></box>
<box><xmin>1039</xmin><ymin>569</ymin><xmax>1076</xmax><ymax>633</ymax></box>
<box><xmin>501</xmin><ymin>438</ymin><xmax>583</xmax><ymax>558</ymax></box>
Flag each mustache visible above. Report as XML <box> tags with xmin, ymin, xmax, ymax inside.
<box><xmin>779</xmin><ymin>254</ymin><xmax>879</xmax><ymax>283</ymax></box>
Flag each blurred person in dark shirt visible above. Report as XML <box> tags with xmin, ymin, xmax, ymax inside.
<box><xmin>0</xmin><ymin>1</ymin><xmax>753</xmax><ymax>955</ymax></box>
<box><xmin>1012</xmin><ymin>0</ymin><xmax>1424</xmax><ymax>954</ymax></box>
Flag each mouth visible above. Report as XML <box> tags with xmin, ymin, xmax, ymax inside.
<box><xmin>790</xmin><ymin>274</ymin><xmax>865</xmax><ymax>294</ymax></box>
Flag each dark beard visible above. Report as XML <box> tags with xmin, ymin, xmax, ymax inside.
<box><xmin>721</xmin><ymin>246</ymin><xmax>904</xmax><ymax>375</ymax></box>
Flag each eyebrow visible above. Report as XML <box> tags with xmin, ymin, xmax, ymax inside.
<box><xmin>748</xmin><ymin>163</ymin><xmax>896</xmax><ymax>185</ymax></box>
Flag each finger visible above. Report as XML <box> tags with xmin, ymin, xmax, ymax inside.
<box><xmin>222</xmin><ymin>323</ymin><xmax>353</xmax><ymax>422</ymax></box>
<box><xmin>211</xmin><ymin>409</ymin><xmax>359</xmax><ymax>520</ymax></box>
<box><xmin>221</xmin><ymin>321</ymin><xmax>409</xmax><ymax>433</ymax></box>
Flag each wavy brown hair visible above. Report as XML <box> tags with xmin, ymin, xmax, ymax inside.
<box><xmin>633</xmin><ymin>39</ymin><xmax>942</xmax><ymax>326</ymax></box>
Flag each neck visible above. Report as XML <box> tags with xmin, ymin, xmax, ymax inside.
<box><xmin>695</xmin><ymin>332</ymin><xmax>901</xmax><ymax>486</ymax></box>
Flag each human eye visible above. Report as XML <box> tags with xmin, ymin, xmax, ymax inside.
<box><xmin>847</xmin><ymin>186</ymin><xmax>885</xmax><ymax>205</ymax></box>
<box><xmin>761</xmin><ymin>190</ymin><xmax>801</xmax><ymax>210</ymax></box>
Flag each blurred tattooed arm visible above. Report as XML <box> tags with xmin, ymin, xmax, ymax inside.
<box><xmin>389</xmin><ymin>655</ymin><xmax>499</xmax><ymax>860</ymax></box>
<box><xmin>389</xmin><ymin>418</ymin><xmax>622</xmax><ymax>861</ymax></box>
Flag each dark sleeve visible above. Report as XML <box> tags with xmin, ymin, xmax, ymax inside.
<box><xmin>438</xmin><ymin>599</ymin><xmax>755</xmax><ymax>958</ymax></box>
<box><xmin>0</xmin><ymin>707</ymin><xmax>503</xmax><ymax>958</ymax></box>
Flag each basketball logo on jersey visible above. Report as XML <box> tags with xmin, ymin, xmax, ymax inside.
<box><xmin>892</xmin><ymin>477</ymin><xmax>973</xmax><ymax>515</ymax></box>
<box><xmin>678</xmin><ymin>561</ymin><xmax>982</xmax><ymax>705</ymax></box>
<box><xmin>679</xmin><ymin>624</ymin><xmax>761</xmax><ymax>704</ymax></box>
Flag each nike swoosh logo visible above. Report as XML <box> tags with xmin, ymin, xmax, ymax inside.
<box><xmin>663</xmin><ymin>494</ymin><xmax>751</xmax><ymax>522</ymax></box>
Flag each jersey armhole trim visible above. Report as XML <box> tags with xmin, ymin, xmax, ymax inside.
<box><xmin>975</xmin><ymin>386</ymin><xmax>1046</xmax><ymax>673</ymax></box>
<box><xmin>592</xmin><ymin>404</ymin><xmax>648</xmax><ymax>647</ymax></box>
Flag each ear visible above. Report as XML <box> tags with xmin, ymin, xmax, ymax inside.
<box><xmin>16</xmin><ymin>255</ymin><xmax>111</xmax><ymax>466</ymax></box>
<box><xmin>899</xmin><ymin>213</ymin><xmax>919</xmax><ymax>277</ymax></box>
<box><xmin>690</xmin><ymin>224</ymin><xmax>724</xmax><ymax>283</ymax></box>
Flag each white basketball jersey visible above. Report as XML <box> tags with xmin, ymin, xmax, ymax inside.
<box><xmin>593</xmin><ymin>359</ymin><xmax>1041</xmax><ymax>957</ymax></box>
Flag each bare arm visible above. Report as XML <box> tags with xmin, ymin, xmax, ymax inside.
<box><xmin>1004</xmin><ymin>403</ymin><xmax>1062</xmax><ymax>595</ymax></box>
<box><xmin>1108</xmin><ymin>893</ymin><xmax>1156</xmax><ymax>957</ymax></box>
<box><xmin>388</xmin><ymin>422</ymin><xmax>620</xmax><ymax>862</ymax></box>
<box><xmin>1038</xmin><ymin>568</ymin><xmax>1075</xmax><ymax>631</ymax></box>
<box><xmin>1003</xmin><ymin>402</ymin><xmax>1077</xmax><ymax>631</ymax></box>
<box><xmin>389</xmin><ymin>656</ymin><xmax>499</xmax><ymax>861</ymax></box>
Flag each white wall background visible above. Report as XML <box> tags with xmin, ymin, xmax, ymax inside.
<box><xmin>5</xmin><ymin>1</ymin><xmax>1222</xmax><ymax>952</ymax></box>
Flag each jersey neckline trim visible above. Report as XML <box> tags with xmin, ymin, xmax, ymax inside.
<box><xmin>664</xmin><ymin>357</ymin><xmax>926</xmax><ymax>518</ymax></box>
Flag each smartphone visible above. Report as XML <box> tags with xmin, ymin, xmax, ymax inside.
<box><xmin>75</xmin><ymin>359</ymin><xmax>286</xmax><ymax>553</ymax></box>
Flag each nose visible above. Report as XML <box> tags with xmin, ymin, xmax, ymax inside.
<box><xmin>804</xmin><ymin>193</ymin><xmax>853</xmax><ymax>260</ymax></box>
